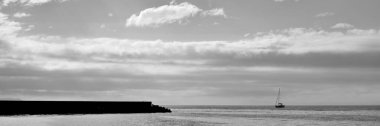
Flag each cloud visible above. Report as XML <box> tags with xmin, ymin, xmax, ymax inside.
<box><xmin>331</xmin><ymin>23</ymin><xmax>354</xmax><ymax>29</ymax></box>
<box><xmin>201</xmin><ymin>8</ymin><xmax>227</xmax><ymax>18</ymax></box>
<box><xmin>126</xmin><ymin>2</ymin><xmax>227</xmax><ymax>27</ymax></box>
<box><xmin>315</xmin><ymin>12</ymin><xmax>335</xmax><ymax>18</ymax></box>
<box><xmin>1</xmin><ymin>0</ymin><xmax>68</xmax><ymax>6</ymax></box>
<box><xmin>249</xmin><ymin>28</ymin><xmax>380</xmax><ymax>54</ymax></box>
<box><xmin>0</xmin><ymin>12</ymin><xmax>22</xmax><ymax>37</ymax></box>
<box><xmin>243</xmin><ymin>33</ymin><xmax>250</xmax><ymax>37</ymax></box>
<box><xmin>1</xmin><ymin>27</ymin><xmax>380</xmax><ymax>73</ymax></box>
<box><xmin>13</xmin><ymin>12</ymin><xmax>31</xmax><ymax>18</ymax></box>
<box><xmin>126</xmin><ymin>2</ymin><xmax>201</xmax><ymax>27</ymax></box>
<box><xmin>24</xmin><ymin>24</ymin><xmax>35</xmax><ymax>31</ymax></box>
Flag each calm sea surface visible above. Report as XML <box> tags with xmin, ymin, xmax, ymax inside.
<box><xmin>1</xmin><ymin>105</ymin><xmax>379</xmax><ymax>126</ymax></box>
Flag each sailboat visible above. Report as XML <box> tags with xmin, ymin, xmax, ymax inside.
<box><xmin>275</xmin><ymin>88</ymin><xmax>285</xmax><ymax>108</ymax></box>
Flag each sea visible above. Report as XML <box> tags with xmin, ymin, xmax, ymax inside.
<box><xmin>0</xmin><ymin>105</ymin><xmax>379</xmax><ymax>126</ymax></box>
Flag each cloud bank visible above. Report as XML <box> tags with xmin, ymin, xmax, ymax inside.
<box><xmin>1</xmin><ymin>0</ymin><xmax>68</xmax><ymax>6</ymax></box>
<box><xmin>2</xmin><ymin>15</ymin><xmax>380</xmax><ymax>73</ymax></box>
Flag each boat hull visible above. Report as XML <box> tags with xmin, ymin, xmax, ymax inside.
<box><xmin>275</xmin><ymin>105</ymin><xmax>285</xmax><ymax>108</ymax></box>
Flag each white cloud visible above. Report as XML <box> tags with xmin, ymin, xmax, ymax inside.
<box><xmin>13</xmin><ymin>12</ymin><xmax>31</xmax><ymax>18</ymax></box>
<box><xmin>2</xmin><ymin>27</ymin><xmax>380</xmax><ymax>58</ymax></box>
<box><xmin>201</xmin><ymin>8</ymin><xmax>227</xmax><ymax>18</ymax></box>
<box><xmin>315</xmin><ymin>12</ymin><xmax>335</xmax><ymax>18</ymax></box>
<box><xmin>248</xmin><ymin>28</ymin><xmax>380</xmax><ymax>54</ymax></box>
<box><xmin>2</xmin><ymin>28</ymin><xmax>380</xmax><ymax>69</ymax></box>
<box><xmin>126</xmin><ymin>2</ymin><xmax>201</xmax><ymax>27</ymax></box>
<box><xmin>331</xmin><ymin>23</ymin><xmax>354</xmax><ymax>29</ymax></box>
<box><xmin>243</xmin><ymin>33</ymin><xmax>250</xmax><ymax>37</ymax></box>
<box><xmin>2</xmin><ymin>0</ymin><xmax>69</xmax><ymax>6</ymax></box>
<box><xmin>24</xmin><ymin>24</ymin><xmax>35</xmax><ymax>31</ymax></box>
<box><xmin>126</xmin><ymin>2</ymin><xmax>227</xmax><ymax>27</ymax></box>
<box><xmin>0</xmin><ymin>12</ymin><xmax>22</xmax><ymax>37</ymax></box>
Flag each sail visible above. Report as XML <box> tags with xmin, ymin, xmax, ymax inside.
<box><xmin>275</xmin><ymin>88</ymin><xmax>285</xmax><ymax>108</ymax></box>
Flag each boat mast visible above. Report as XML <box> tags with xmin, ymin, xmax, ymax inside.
<box><xmin>275</xmin><ymin>88</ymin><xmax>281</xmax><ymax>105</ymax></box>
<box><xmin>278</xmin><ymin>88</ymin><xmax>281</xmax><ymax>103</ymax></box>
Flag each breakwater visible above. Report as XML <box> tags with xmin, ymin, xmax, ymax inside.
<box><xmin>0</xmin><ymin>100</ymin><xmax>171</xmax><ymax>115</ymax></box>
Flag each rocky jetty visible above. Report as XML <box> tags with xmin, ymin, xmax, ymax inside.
<box><xmin>0</xmin><ymin>100</ymin><xmax>171</xmax><ymax>115</ymax></box>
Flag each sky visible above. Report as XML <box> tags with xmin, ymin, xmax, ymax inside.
<box><xmin>0</xmin><ymin>0</ymin><xmax>380</xmax><ymax>105</ymax></box>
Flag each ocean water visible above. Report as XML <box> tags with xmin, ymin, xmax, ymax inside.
<box><xmin>0</xmin><ymin>105</ymin><xmax>379</xmax><ymax>126</ymax></box>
